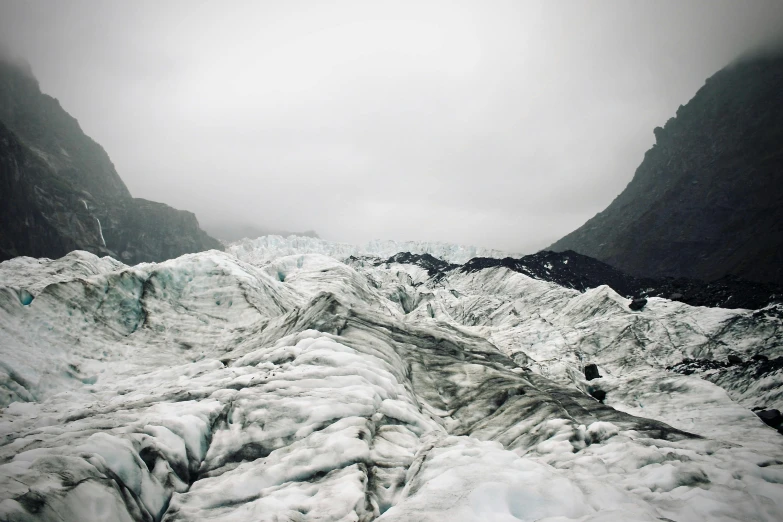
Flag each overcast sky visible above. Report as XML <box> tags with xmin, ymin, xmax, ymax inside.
<box><xmin>2</xmin><ymin>1</ymin><xmax>783</xmax><ymax>252</ymax></box>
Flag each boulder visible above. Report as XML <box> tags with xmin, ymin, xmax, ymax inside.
<box><xmin>629</xmin><ymin>297</ymin><xmax>648</xmax><ymax>311</ymax></box>
<box><xmin>727</xmin><ymin>354</ymin><xmax>743</xmax><ymax>365</ymax></box>
<box><xmin>756</xmin><ymin>409</ymin><xmax>782</xmax><ymax>429</ymax></box>
<box><xmin>547</xmin><ymin>54</ymin><xmax>783</xmax><ymax>286</ymax></box>
<box><xmin>584</xmin><ymin>363</ymin><xmax>601</xmax><ymax>381</ymax></box>
<box><xmin>589</xmin><ymin>388</ymin><xmax>607</xmax><ymax>403</ymax></box>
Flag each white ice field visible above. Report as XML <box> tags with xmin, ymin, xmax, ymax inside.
<box><xmin>0</xmin><ymin>238</ymin><xmax>781</xmax><ymax>521</ymax></box>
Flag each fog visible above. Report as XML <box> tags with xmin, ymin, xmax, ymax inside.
<box><xmin>2</xmin><ymin>0</ymin><xmax>782</xmax><ymax>252</ymax></box>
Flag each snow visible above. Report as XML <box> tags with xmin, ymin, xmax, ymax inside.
<box><xmin>0</xmin><ymin>243</ymin><xmax>781</xmax><ymax>521</ymax></box>
<box><xmin>227</xmin><ymin>234</ymin><xmax>514</xmax><ymax>264</ymax></box>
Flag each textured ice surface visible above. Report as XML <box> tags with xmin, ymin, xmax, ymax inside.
<box><xmin>227</xmin><ymin>234</ymin><xmax>513</xmax><ymax>264</ymax></box>
<box><xmin>0</xmin><ymin>245</ymin><xmax>782</xmax><ymax>521</ymax></box>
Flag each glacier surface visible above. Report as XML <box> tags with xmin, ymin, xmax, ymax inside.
<box><xmin>0</xmin><ymin>242</ymin><xmax>781</xmax><ymax>521</ymax></box>
<box><xmin>227</xmin><ymin>235</ymin><xmax>514</xmax><ymax>265</ymax></box>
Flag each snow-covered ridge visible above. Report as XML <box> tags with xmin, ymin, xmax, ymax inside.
<box><xmin>227</xmin><ymin>234</ymin><xmax>514</xmax><ymax>265</ymax></box>
<box><xmin>0</xmin><ymin>249</ymin><xmax>782</xmax><ymax>521</ymax></box>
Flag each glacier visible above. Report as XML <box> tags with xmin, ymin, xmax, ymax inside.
<box><xmin>226</xmin><ymin>235</ymin><xmax>514</xmax><ymax>265</ymax></box>
<box><xmin>0</xmin><ymin>241</ymin><xmax>781</xmax><ymax>521</ymax></box>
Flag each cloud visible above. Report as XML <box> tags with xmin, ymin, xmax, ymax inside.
<box><xmin>1</xmin><ymin>0</ymin><xmax>782</xmax><ymax>252</ymax></box>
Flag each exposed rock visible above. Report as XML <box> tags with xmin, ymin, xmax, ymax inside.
<box><xmin>0</xmin><ymin>58</ymin><xmax>221</xmax><ymax>264</ymax></box>
<box><xmin>462</xmin><ymin>250</ymin><xmax>782</xmax><ymax>310</ymax></box>
<box><xmin>550</xmin><ymin>53</ymin><xmax>783</xmax><ymax>285</ymax></box>
<box><xmin>0</xmin><ymin>59</ymin><xmax>129</xmax><ymax>200</ymax></box>
<box><xmin>756</xmin><ymin>409</ymin><xmax>782</xmax><ymax>429</ymax></box>
<box><xmin>728</xmin><ymin>354</ymin><xmax>743</xmax><ymax>365</ymax></box>
<box><xmin>383</xmin><ymin>252</ymin><xmax>459</xmax><ymax>277</ymax></box>
<box><xmin>462</xmin><ymin>250</ymin><xmax>632</xmax><ymax>292</ymax></box>
<box><xmin>668</xmin><ymin>358</ymin><xmax>728</xmax><ymax>375</ymax></box>
<box><xmin>589</xmin><ymin>388</ymin><xmax>607</xmax><ymax>403</ymax></box>
<box><xmin>584</xmin><ymin>363</ymin><xmax>601</xmax><ymax>381</ymax></box>
<box><xmin>94</xmin><ymin>198</ymin><xmax>222</xmax><ymax>264</ymax></box>
<box><xmin>629</xmin><ymin>297</ymin><xmax>648</xmax><ymax>311</ymax></box>
<box><xmin>669</xmin><ymin>353</ymin><xmax>783</xmax><ymax>414</ymax></box>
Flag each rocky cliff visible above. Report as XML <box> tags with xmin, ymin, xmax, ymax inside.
<box><xmin>550</xmin><ymin>53</ymin><xmax>783</xmax><ymax>284</ymax></box>
<box><xmin>0</xmin><ymin>58</ymin><xmax>222</xmax><ymax>264</ymax></box>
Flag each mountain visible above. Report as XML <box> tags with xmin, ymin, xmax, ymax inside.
<box><xmin>1</xmin><ymin>242</ymin><xmax>782</xmax><ymax>520</ymax></box>
<box><xmin>550</xmin><ymin>53</ymin><xmax>783</xmax><ymax>284</ymax></box>
<box><xmin>0</xmin><ymin>58</ymin><xmax>222</xmax><ymax>264</ymax></box>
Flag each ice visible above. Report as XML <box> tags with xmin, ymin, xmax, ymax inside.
<box><xmin>228</xmin><ymin>234</ymin><xmax>514</xmax><ymax>265</ymax></box>
<box><xmin>0</xmin><ymin>244</ymin><xmax>781</xmax><ymax>521</ymax></box>
<box><xmin>379</xmin><ymin>434</ymin><xmax>660</xmax><ymax>522</ymax></box>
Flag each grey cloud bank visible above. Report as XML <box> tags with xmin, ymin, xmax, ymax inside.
<box><xmin>1</xmin><ymin>0</ymin><xmax>782</xmax><ymax>252</ymax></box>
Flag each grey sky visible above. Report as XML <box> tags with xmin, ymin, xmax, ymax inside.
<box><xmin>2</xmin><ymin>1</ymin><xmax>782</xmax><ymax>252</ymax></box>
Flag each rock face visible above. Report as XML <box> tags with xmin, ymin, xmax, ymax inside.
<box><xmin>94</xmin><ymin>198</ymin><xmax>224</xmax><ymax>264</ymax></box>
<box><xmin>550</xmin><ymin>53</ymin><xmax>783</xmax><ymax>284</ymax></box>
<box><xmin>584</xmin><ymin>363</ymin><xmax>601</xmax><ymax>381</ymax></box>
<box><xmin>0</xmin><ymin>58</ymin><xmax>222</xmax><ymax>264</ymax></box>
<box><xmin>757</xmin><ymin>409</ymin><xmax>782</xmax><ymax>430</ymax></box>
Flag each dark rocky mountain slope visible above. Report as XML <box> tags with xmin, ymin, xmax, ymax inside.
<box><xmin>549</xmin><ymin>53</ymin><xmax>783</xmax><ymax>284</ymax></box>
<box><xmin>0</xmin><ymin>58</ymin><xmax>221</xmax><ymax>264</ymax></box>
<box><xmin>461</xmin><ymin>250</ymin><xmax>782</xmax><ymax>310</ymax></box>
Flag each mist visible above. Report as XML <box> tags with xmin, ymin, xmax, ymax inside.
<box><xmin>2</xmin><ymin>0</ymin><xmax>782</xmax><ymax>252</ymax></box>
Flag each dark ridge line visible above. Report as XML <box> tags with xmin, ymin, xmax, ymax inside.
<box><xmin>375</xmin><ymin>249</ymin><xmax>783</xmax><ymax>310</ymax></box>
